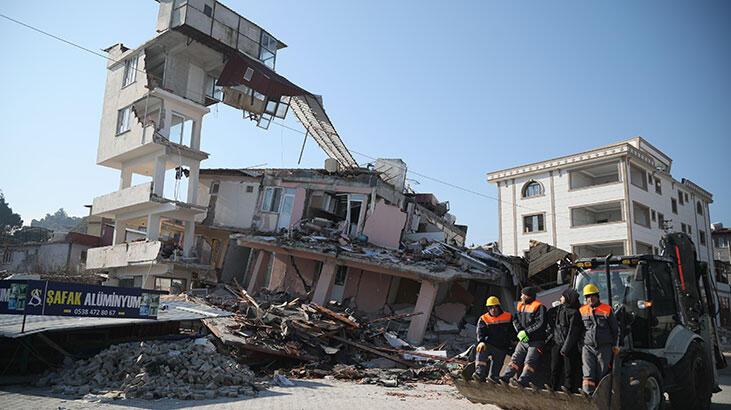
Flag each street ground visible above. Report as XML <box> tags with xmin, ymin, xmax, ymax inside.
<box><xmin>0</xmin><ymin>379</ymin><xmax>491</xmax><ymax>410</ymax></box>
<box><xmin>3</xmin><ymin>353</ymin><xmax>731</xmax><ymax>409</ymax></box>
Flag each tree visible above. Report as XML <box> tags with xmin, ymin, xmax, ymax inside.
<box><xmin>31</xmin><ymin>208</ymin><xmax>82</xmax><ymax>232</ymax></box>
<box><xmin>0</xmin><ymin>191</ymin><xmax>23</xmax><ymax>238</ymax></box>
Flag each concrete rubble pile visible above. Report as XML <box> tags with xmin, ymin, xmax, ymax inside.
<box><xmin>202</xmin><ymin>284</ymin><xmax>465</xmax><ymax>386</ymax></box>
<box><xmin>36</xmin><ymin>338</ymin><xmax>256</xmax><ymax>400</ymax></box>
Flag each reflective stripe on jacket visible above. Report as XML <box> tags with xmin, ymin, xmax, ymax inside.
<box><xmin>513</xmin><ymin>300</ymin><xmax>547</xmax><ymax>342</ymax></box>
<box><xmin>579</xmin><ymin>303</ymin><xmax>619</xmax><ymax>347</ymax></box>
<box><xmin>477</xmin><ymin>310</ymin><xmax>514</xmax><ymax>350</ymax></box>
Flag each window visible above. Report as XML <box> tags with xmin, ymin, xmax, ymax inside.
<box><xmin>651</xmin><ymin>210</ymin><xmax>656</xmax><ymax>222</ymax></box>
<box><xmin>2</xmin><ymin>249</ymin><xmax>11</xmax><ymax>264</ymax></box>
<box><xmin>119</xmin><ymin>278</ymin><xmax>135</xmax><ymax>288</ymax></box>
<box><xmin>688</xmin><ymin>225</ymin><xmax>692</xmax><ymax>235</ymax></box>
<box><xmin>259</xmin><ymin>32</ymin><xmax>277</xmax><ymax>69</ymax></box>
<box><xmin>210</xmin><ymin>182</ymin><xmax>220</xmax><ymax>194</ymax></box>
<box><xmin>154</xmin><ymin>277</ymin><xmax>187</xmax><ymax>293</ymax></box>
<box><xmin>246</xmin><ymin>185</ymin><xmax>254</xmax><ymax>193</ymax></box>
<box><xmin>122</xmin><ymin>55</ymin><xmax>138</xmax><ymax>87</ymax></box>
<box><xmin>678</xmin><ymin>191</ymin><xmax>684</xmax><ymax>205</ymax></box>
<box><xmin>647</xmin><ymin>174</ymin><xmax>653</xmax><ymax>185</ymax></box>
<box><xmin>116</xmin><ymin>106</ymin><xmax>132</xmax><ymax>134</ymax></box>
<box><xmin>681</xmin><ymin>223</ymin><xmax>687</xmax><ymax>234</ymax></box>
<box><xmin>658</xmin><ymin>213</ymin><xmax>665</xmax><ymax>229</ymax></box>
<box><xmin>629</xmin><ymin>164</ymin><xmax>648</xmax><ymax>190</ymax></box>
<box><xmin>633</xmin><ymin>202</ymin><xmax>651</xmax><ymax>228</ymax></box>
<box><xmin>685</xmin><ymin>192</ymin><xmax>689</xmax><ymax>202</ymax></box>
<box><xmin>700</xmin><ymin>231</ymin><xmax>706</xmax><ymax>246</ymax></box>
<box><xmin>169</xmin><ymin>114</ymin><xmax>193</xmax><ymax>146</ymax></box>
<box><xmin>636</xmin><ymin>241</ymin><xmax>653</xmax><ymax>255</ymax></box>
<box><xmin>671</xmin><ymin>198</ymin><xmax>678</xmax><ymax>214</ymax></box>
<box><xmin>522</xmin><ymin>181</ymin><xmax>543</xmax><ymax>198</ymax></box>
<box><xmin>334</xmin><ymin>266</ymin><xmax>348</xmax><ymax>286</ymax></box>
<box><xmin>523</xmin><ymin>214</ymin><xmax>545</xmax><ymax>233</ymax></box>
<box><xmin>261</xmin><ymin>187</ymin><xmax>283</xmax><ymax>212</ymax></box>
<box><xmin>203</xmin><ymin>4</ymin><xmax>213</xmax><ymax>16</ymax></box>
<box><xmin>654</xmin><ymin>178</ymin><xmax>662</xmax><ymax>194</ymax></box>
<box><xmin>697</xmin><ymin>201</ymin><xmax>703</xmax><ymax>215</ymax></box>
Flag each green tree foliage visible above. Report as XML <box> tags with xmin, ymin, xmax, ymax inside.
<box><xmin>30</xmin><ymin>208</ymin><xmax>82</xmax><ymax>232</ymax></box>
<box><xmin>0</xmin><ymin>191</ymin><xmax>23</xmax><ymax>237</ymax></box>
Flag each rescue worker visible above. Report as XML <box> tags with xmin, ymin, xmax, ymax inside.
<box><xmin>473</xmin><ymin>296</ymin><xmax>514</xmax><ymax>383</ymax></box>
<box><xmin>579</xmin><ymin>284</ymin><xmax>619</xmax><ymax>395</ymax></box>
<box><xmin>500</xmin><ymin>286</ymin><xmax>547</xmax><ymax>386</ymax></box>
<box><xmin>549</xmin><ymin>288</ymin><xmax>582</xmax><ymax>392</ymax></box>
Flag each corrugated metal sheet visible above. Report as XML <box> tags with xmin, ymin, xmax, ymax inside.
<box><xmin>0</xmin><ymin>300</ymin><xmax>232</xmax><ymax>338</ymax></box>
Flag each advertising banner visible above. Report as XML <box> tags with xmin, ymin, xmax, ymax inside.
<box><xmin>0</xmin><ymin>280</ymin><xmax>166</xmax><ymax>319</ymax></box>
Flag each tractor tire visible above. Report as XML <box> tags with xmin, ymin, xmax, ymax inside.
<box><xmin>622</xmin><ymin>360</ymin><xmax>664</xmax><ymax>410</ymax></box>
<box><xmin>669</xmin><ymin>341</ymin><xmax>712</xmax><ymax>410</ymax></box>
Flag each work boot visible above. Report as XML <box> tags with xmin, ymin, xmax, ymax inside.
<box><xmin>472</xmin><ymin>367</ymin><xmax>486</xmax><ymax>382</ymax></box>
<box><xmin>487</xmin><ymin>376</ymin><xmax>500</xmax><ymax>384</ymax></box>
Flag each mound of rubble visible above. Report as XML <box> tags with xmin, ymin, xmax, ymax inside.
<box><xmin>37</xmin><ymin>338</ymin><xmax>256</xmax><ymax>400</ymax></box>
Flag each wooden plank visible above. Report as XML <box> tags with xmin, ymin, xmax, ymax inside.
<box><xmin>329</xmin><ymin>335</ymin><xmax>415</xmax><ymax>368</ymax></box>
<box><xmin>309</xmin><ymin>304</ymin><xmax>360</xmax><ymax>328</ymax></box>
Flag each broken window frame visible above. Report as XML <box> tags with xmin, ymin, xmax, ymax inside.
<box><xmin>261</xmin><ymin>187</ymin><xmax>283</xmax><ymax>213</ymax></box>
<box><xmin>116</xmin><ymin>105</ymin><xmax>132</xmax><ymax>135</ymax></box>
<box><xmin>522</xmin><ymin>213</ymin><xmax>545</xmax><ymax>234</ymax></box>
<box><xmin>122</xmin><ymin>55</ymin><xmax>138</xmax><ymax>88</ymax></box>
<box><xmin>169</xmin><ymin>112</ymin><xmax>193</xmax><ymax>146</ymax></box>
<box><xmin>259</xmin><ymin>31</ymin><xmax>277</xmax><ymax>69</ymax></box>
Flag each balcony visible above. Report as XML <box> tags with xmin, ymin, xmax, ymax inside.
<box><xmin>569</xmin><ymin>161</ymin><xmax>620</xmax><ymax>190</ymax></box>
<box><xmin>86</xmin><ymin>240</ymin><xmax>162</xmax><ymax>270</ymax></box>
<box><xmin>571</xmin><ymin>201</ymin><xmax>623</xmax><ymax>227</ymax></box>
<box><xmin>92</xmin><ymin>182</ymin><xmax>156</xmax><ymax>218</ymax></box>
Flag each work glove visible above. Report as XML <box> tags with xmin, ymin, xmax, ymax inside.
<box><xmin>517</xmin><ymin>330</ymin><xmax>529</xmax><ymax>343</ymax></box>
<box><xmin>612</xmin><ymin>346</ymin><xmax>620</xmax><ymax>354</ymax></box>
<box><xmin>476</xmin><ymin>342</ymin><xmax>486</xmax><ymax>353</ymax></box>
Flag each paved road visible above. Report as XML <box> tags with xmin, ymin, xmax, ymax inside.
<box><xmin>3</xmin><ymin>358</ymin><xmax>731</xmax><ymax>410</ymax></box>
<box><xmin>0</xmin><ymin>379</ymin><xmax>493</xmax><ymax>410</ymax></box>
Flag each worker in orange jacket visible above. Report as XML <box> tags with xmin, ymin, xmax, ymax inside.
<box><xmin>473</xmin><ymin>296</ymin><xmax>514</xmax><ymax>383</ymax></box>
<box><xmin>579</xmin><ymin>284</ymin><xmax>619</xmax><ymax>394</ymax></box>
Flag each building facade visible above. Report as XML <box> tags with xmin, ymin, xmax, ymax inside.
<box><xmin>488</xmin><ymin>138</ymin><xmax>714</xmax><ymax>264</ymax></box>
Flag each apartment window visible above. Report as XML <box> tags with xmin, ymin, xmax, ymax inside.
<box><xmin>651</xmin><ymin>210</ymin><xmax>656</xmax><ymax>222</ymax></box>
<box><xmin>658</xmin><ymin>212</ymin><xmax>665</xmax><ymax>229</ymax></box>
<box><xmin>116</xmin><ymin>106</ymin><xmax>132</xmax><ymax>134</ymax></box>
<box><xmin>523</xmin><ymin>214</ymin><xmax>545</xmax><ymax>233</ymax></box>
<box><xmin>636</xmin><ymin>241</ymin><xmax>653</xmax><ymax>255</ymax></box>
<box><xmin>154</xmin><ymin>277</ymin><xmax>187</xmax><ymax>293</ymax></box>
<box><xmin>261</xmin><ymin>187</ymin><xmax>283</xmax><ymax>212</ymax></box>
<box><xmin>655</xmin><ymin>178</ymin><xmax>662</xmax><ymax>194</ymax></box>
<box><xmin>678</xmin><ymin>191</ymin><xmax>684</xmax><ymax>205</ymax></box>
<box><xmin>633</xmin><ymin>202</ymin><xmax>651</xmax><ymax>228</ymax></box>
<box><xmin>119</xmin><ymin>278</ymin><xmax>135</xmax><ymax>288</ymax></box>
<box><xmin>696</xmin><ymin>201</ymin><xmax>703</xmax><ymax>215</ymax></box>
<box><xmin>688</xmin><ymin>225</ymin><xmax>692</xmax><ymax>235</ymax></box>
<box><xmin>629</xmin><ymin>164</ymin><xmax>648</xmax><ymax>191</ymax></box>
<box><xmin>122</xmin><ymin>55</ymin><xmax>138</xmax><ymax>87</ymax></box>
<box><xmin>210</xmin><ymin>182</ymin><xmax>220</xmax><ymax>194</ymax></box>
<box><xmin>259</xmin><ymin>31</ymin><xmax>277</xmax><ymax>69</ymax></box>
<box><xmin>522</xmin><ymin>181</ymin><xmax>543</xmax><ymax>198</ymax></box>
<box><xmin>685</xmin><ymin>192</ymin><xmax>689</xmax><ymax>202</ymax></box>
<box><xmin>647</xmin><ymin>174</ymin><xmax>653</xmax><ymax>185</ymax></box>
<box><xmin>671</xmin><ymin>198</ymin><xmax>678</xmax><ymax>214</ymax></box>
<box><xmin>246</xmin><ymin>186</ymin><xmax>254</xmax><ymax>193</ymax></box>
<box><xmin>700</xmin><ymin>230</ymin><xmax>706</xmax><ymax>246</ymax></box>
<box><xmin>681</xmin><ymin>223</ymin><xmax>687</xmax><ymax>234</ymax></box>
<box><xmin>334</xmin><ymin>266</ymin><xmax>348</xmax><ymax>286</ymax></box>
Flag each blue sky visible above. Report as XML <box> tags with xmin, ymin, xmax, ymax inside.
<box><xmin>0</xmin><ymin>0</ymin><xmax>729</xmax><ymax>245</ymax></box>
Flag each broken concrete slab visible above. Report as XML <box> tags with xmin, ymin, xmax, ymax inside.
<box><xmin>433</xmin><ymin>303</ymin><xmax>467</xmax><ymax>324</ymax></box>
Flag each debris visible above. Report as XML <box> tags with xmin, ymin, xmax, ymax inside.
<box><xmin>433</xmin><ymin>320</ymin><xmax>460</xmax><ymax>333</ymax></box>
<box><xmin>272</xmin><ymin>372</ymin><xmax>295</xmax><ymax>387</ymax></box>
<box><xmin>403</xmin><ymin>350</ymin><xmax>448</xmax><ymax>362</ymax></box>
<box><xmin>384</xmin><ymin>332</ymin><xmax>411</xmax><ymax>349</ymax></box>
<box><xmin>433</xmin><ymin>303</ymin><xmax>467</xmax><ymax>324</ymax></box>
<box><xmin>36</xmin><ymin>338</ymin><xmax>256</xmax><ymax>400</ymax></box>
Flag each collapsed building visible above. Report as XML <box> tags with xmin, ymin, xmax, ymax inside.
<box><xmin>86</xmin><ymin>0</ymin><xmax>357</xmax><ymax>288</ymax></box>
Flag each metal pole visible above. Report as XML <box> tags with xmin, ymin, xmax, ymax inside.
<box><xmin>297</xmin><ymin>131</ymin><xmax>309</xmax><ymax>165</ymax></box>
<box><xmin>20</xmin><ymin>284</ymin><xmax>30</xmax><ymax>333</ymax></box>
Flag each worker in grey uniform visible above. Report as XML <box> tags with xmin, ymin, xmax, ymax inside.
<box><xmin>579</xmin><ymin>283</ymin><xmax>619</xmax><ymax>394</ymax></box>
<box><xmin>500</xmin><ymin>286</ymin><xmax>547</xmax><ymax>386</ymax></box>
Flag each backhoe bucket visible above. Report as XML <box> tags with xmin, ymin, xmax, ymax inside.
<box><xmin>451</xmin><ymin>363</ymin><xmax>612</xmax><ymax>410</ymax></box>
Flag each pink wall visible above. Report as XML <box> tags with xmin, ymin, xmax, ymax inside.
<box><xmin>342</xmin><ymin>268</ymin><xmax>362</xmax><ymax>301</ymax></box>
<box><xmin>354</xmin><ymin>270</ymin><xmax>393</xmax><ymax>312</ymax></box>
<box><xmin>362</xmin><ymin>199</ymin><xmax>408</xmax><ymax>249</ymax></box>
<box><xmin>290</xmin><ymin>188</ymin><xmax>307</xmax><ymax>227</ymax></box>
<box><xmin>282</xmin><ymin>257</ymin><xmax>320</xmax><ymax>297</ymax></box>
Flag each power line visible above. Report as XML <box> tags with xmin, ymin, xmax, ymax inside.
<box><xmin>1</xmin><ymin>11</ymin><xmax>581</xmax><ymax>228</ymax></box>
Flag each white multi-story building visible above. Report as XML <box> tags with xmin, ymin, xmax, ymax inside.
<box><xmin>487</xmin><ymin>137</ymin><xmax>715</xmax><ymax>268</ymax></box>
